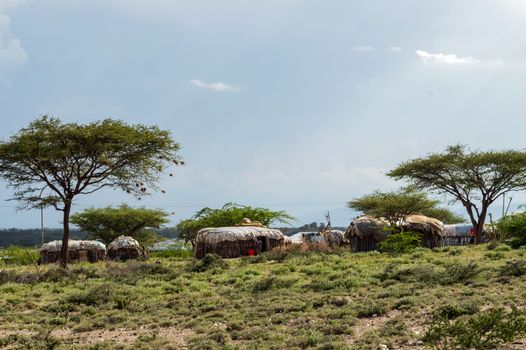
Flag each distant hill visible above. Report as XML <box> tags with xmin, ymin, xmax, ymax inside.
<box><xmin>0</xmin><ymin>228</ymin><xmax>88</xmax><ymax>248</ymax></box>
<box><xmin>0</xmin><ymin>227</ymin><xmax>180</xmax><ymax>247</ymax></box>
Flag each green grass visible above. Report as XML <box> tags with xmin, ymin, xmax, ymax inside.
<box><xmin>0</xmin><ymin>244</ymin><xmax>525</xmax><ymax>349</ymax></box>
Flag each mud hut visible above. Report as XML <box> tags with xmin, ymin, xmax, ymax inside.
<box><xmin>402</xmin><ymin>214</ymin><xmax>444</xmax><ymax>248</ymax></box>
<box><xmin>195</xmin><ymin>226</ymin><xmax>285</xmax><ymax>259</ymax></box>
<box><xmin>107</xmin><ymin>236</ymin><xmax>144</xmax><ymax>261</ymax></box>
<box><xmin>40</xmin><ymin>240</ymin><xmax>106</xmax><ymax>264</ymax></box>
<box><xmin>345</xmin><ymin>216</ymin><xmax>390</xmax><ymax>252</ymax></box>
<box><xmin>322</xmin><ymin>230</ymin><xmax>347</xmax><ymax>246</ymax></box>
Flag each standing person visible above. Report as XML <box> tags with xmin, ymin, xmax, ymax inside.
<box><xmin>256</xmin><ymin>238</ymin><xmax>263</xmax><ymax>255</ymax></box>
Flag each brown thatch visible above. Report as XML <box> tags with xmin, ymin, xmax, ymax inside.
<box><xmin>195</xmin><ymin>226</ymin><xmax>285</xmax><ymax>259</ymax></box>
<box><xmin>40</xmin><ymin>240</ymin><xmax>106</xmax><ymax>264</ymax></box>
<box><xmin>107</xmin><ymin>236</ymin><xmax>144</xmax><ymax>261</ymax></box>
<box><xmin>345</xmin><ymin>216</ymin><xmax>390</xmax><ymax>252</ymax></box>
<box><xmin>402</xmin><ymin>214</ymin><xmax>444</xmax><ymax>248</ymax></box>
<box><xmin>322</xmin><ymin>230</ymin><xmax>347</xmax><ymax>246</ymax></box>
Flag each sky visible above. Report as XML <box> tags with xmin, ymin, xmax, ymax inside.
<box><xmin>1</xmin><ymin>0</ymin><xmax>526</xmax><ymax>229</ymax></box>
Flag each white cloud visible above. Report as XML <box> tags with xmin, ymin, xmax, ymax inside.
<box><xmin>190</xmin><ymin>79</ymin><xmax>238</xmax><ymax>92</ymax></box>
<box><xmin>389</xmin><ymin>46</ymin><xmax>402</xmax><ymax>53</ymax></box>
<box><xmin>0</xmin><ymin>0</ymin><xmax>28</xmax><ymax>78</ymax></box>
<box><xmin>415</xmin><ymin>50</ymin><xmax>479</xmax><ymax>64</ymax></box>
<box><xmin>353</xmin><ymin>46</ymin><xmax>374</xmax><ymax>52</ymax></box>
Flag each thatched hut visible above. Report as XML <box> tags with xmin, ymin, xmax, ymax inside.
<box><xmin>345</xmin><ymin>216</ymin><xmax>390</xmax><ymax>252</ymax></box>
<box><xmin>322</xmin><ymin>230</ymin><xmax>347</xmax><ymax>246</ymax></box>
<box><xmin>402</xmin><ymin>214</ymin><xmax>444</xmax><ymax>248</ymax></box>
<box><xmin>195</xmin><ymin>226</ymin><xmax>285</xmax><ymax>259</ymax></box>
<box><xmin>40</xmin><ymin>240</ymin><xmax>106</xmax><ymax>264</ymax></box>
<box><xmin>107</xmin><ymin>236</ymin><xmax>144</xmax><ymax>261</ymax></box>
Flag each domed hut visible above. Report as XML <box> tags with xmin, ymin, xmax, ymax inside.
<box><xmin>40</xmin><ymin>240</ymin><xmax>106</xmax><ymax>264</ymax></box>
<box><xmin>107</xmin><ymin>236</ymin><xmax>144</xmax><ymax>261</ymax></box>
<box><xmin>195</xmin><ymin>225</ymin><xmax>285</xmax><ymax>259</ymax></box>
<box><xmin>345</xmin><ymin>216</ymin><xmax>390</xmax><ymax>252</ymax></box>
<box><xmin>322</xmin><ymin>230</ymin><xmax>347</xmax><ymax>246</ymax></box>
<box><xmin>402</xmin><ymin>214</ymin><xmax>444</xmax><ymax>248</ymax></box>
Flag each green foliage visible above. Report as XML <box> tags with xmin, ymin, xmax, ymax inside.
<box><xmin>0</xmin><ymin>116</ymin><xmax>182</xmax><ymax>267</ymax></box>
<box><xmin>176</xmin><ymin>203</ymin><xmax>294</xmax><ymax>244</ymax></box>
<box><xmin>0</xmin><ymin>246</ymin><xmax>39</xmax><ymax>266</ymax></box>
<box><xmin>499</xmin><ymin>260</ymin><xmax>526</xmax><ymax>277</ymax></box>
<box><xmin>1</xmin><ymin>244</ymin><xmax>526</xmax><ymax>349</ymax></box>
<box><xmin>348</xmin><ymin>187</ymin><xmax>463</xmax><ymax>228</ymax></box>
<box><xmin>187</xmin><ymin>254</ymin><xmax>228</xmax><ymax>272</ymax></box>
<box><xmin>424</xmin><ymin>307</ymin><xmax>526</xmax><ymax>350</ymax></box>
<box><xmin>377</xmin><ymin>232</ymin><xmax>422</xmax><ymax>255</ymax></box>
<box><xmin>389</xmin><ymin>144</ymin><xmax>526</xmax><ymax>240</ymax></box>
<box><xmin>71</xmin><ymin>204</ymin><xmax>170</xmax><ymax>245</ymax></box>
<box><xmin>348</xmin><ymin>187</ymin><xmax>437</xmax><ymax>226</ymax></box>
<box><xmin>420</xmin><ymin>207</ymin><xmax>465</xmax><ymax>224</ymax></box>
<box><xmin>497</xmin><ymin>213</ymin><xmax>526</xmax><ymax>248</ymax></box>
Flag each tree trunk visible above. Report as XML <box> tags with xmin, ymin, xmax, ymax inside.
<box><xmin>59</xmin><ymin>202</ymin><xmax>72</xmax><ymax>269</ymax></box>
<box><xmin>475</xmin><ymin>207</ymin><xmax>488</xmax><ymax>244</ymax></box>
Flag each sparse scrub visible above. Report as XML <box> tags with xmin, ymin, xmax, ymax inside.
<box><xmin>499</xmin><ymin>259</ymin><xmax>526</xmax><ymax>277</ymax></box>
<box><xmin>424</xmin><ymin>307</ymin><xmax>526</xmax><ymax>350</ymax></box>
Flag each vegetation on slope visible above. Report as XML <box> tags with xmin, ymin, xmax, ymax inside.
<box><xmin>0</xmin><ymin>244</ymin><xmax>525</xmax><ymax>349</ymax></box>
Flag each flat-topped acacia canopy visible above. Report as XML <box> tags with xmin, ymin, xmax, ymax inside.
<box><xmin>0</xmin><ymin>116</ymin><xmax>182</xmax><ymax>268</ymax></box>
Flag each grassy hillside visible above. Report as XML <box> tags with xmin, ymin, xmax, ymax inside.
<box><xmin>0</xmin><ymin>244</ymin><xmax>525</xmax><ymax>349</ymax></box>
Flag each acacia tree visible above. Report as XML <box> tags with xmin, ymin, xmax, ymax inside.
<box><xmin>0</xmin><ymin>116</ymin><xmax>182</xmax><ymax>268</ymax></box>
<box><xmin>70</xmin><ymin>205</ymin><xmax>170</xmax><ymax>245</ymax></box>
<box><xmin>388</xmin><ymin>145</ymin><xmax>526</xmax><ymax>242</ymax></box>
<box><xmin>348</xmin><ymin>187</ymin><xmax>464</xmax><ymax>228</ymax></box>
<box><xmin>177</xmin><ymin>203</ymin><xmax>294</xmax><ymax>248</ymax></box>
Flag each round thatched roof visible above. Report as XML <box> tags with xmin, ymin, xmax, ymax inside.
<box><xmin>41</xmin><ymin>240</ymin><xmax>106</xmax><ymax>252</ymax></box>
<box><xmin>108</xmin><ymin>236</ymin><xmax>141</xmax><ymax>250</ymax></box>
<box><xmin>402</xmin><ymin>214</ymin><xmax>444</xmax><ymax>236</ymax></box>
<box><xmin>345</xmin><ymin>216</ymin><xmax>390</xmax><ymax>241</ymax></box>
<box><xmin>196</xmin><ymin>226</ymin><xmax>284</xmax><ymax>244</ymax></box>
<box><xmin>324</xmin><ymin>230</ymin><xmax>347</xmax><ymax>243</ymax></box>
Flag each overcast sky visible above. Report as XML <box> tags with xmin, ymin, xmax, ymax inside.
<box><xmin>1</xmin><ymin>0</ymin><xmax>526</xmax><ymax>228</ymax></box>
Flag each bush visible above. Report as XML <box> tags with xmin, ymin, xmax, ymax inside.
<box><xmin>499</xmin><ymin>260</ymin><xmax>526</xmax><ymax>277</ymax></box>
<box><xmin>497</xmin><ymin>213</ymin><xmax>526</xmax><ymax>248</ymax></box>
<box><xmin>188</xmin><ymin>254</ymin><xmax>227</xmax><ymax>272</ymax></box>
<box><xmin>424</xmin><ymin>307</ymin><xmax>526</xmax><ymax>350</ymax></box>
<box><xmin>0</xmin><ymin>246</ymin><xmax>39</xmax><ymax>266</ymax></box>
<box><xmin>442</xmin><ymin>261</ymin><xmax>483</xmax><ymax>285</ymax></box>
<box><xmin>377</xmin><ymin>231</ymin><xmax>422</xmax><ymax>255</ymax></box>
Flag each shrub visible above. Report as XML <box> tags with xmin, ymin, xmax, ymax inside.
<box><xmin>355</xmin><ymin>302</ymin><xmax>386</xmax><ymax>318</ymax></box>
<box><xmin>424</xmin><ymin>307</ymin><xmax>526</xmax><ymax>350</ymax></box>
<box><xmin>0</xmin><ymin>246</ymin><xmax>39</xmax><ymax>266</ymax></box>
<box><xmin>377</xmin><ymin>231</ymin><xmax>422</xmax><ymax>255</ymax></box>
<box><xmin>499</xmin><ymin>260</ymin><xmax>526</xmax><ymax>277</ymax></box>
<box><xmin>497</xmin><ymin>213</ymin><xmax>526</xmax><ymax>248</ymax></box>
<box><xmin>442</xmin><ymin>261</ymin><xmax>483</xmax><ymax>285</ymax></box>
<box><xmin>187</xmin><ymin>254</ymin><xmax>227</xmax><ymax>272</ymax></box>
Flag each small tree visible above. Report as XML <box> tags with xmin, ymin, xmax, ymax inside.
<box><xmin>0</xmin><ymin>117</ymin><xmax>182</xmax><ymax>268</ymax></box>
<box><xmin>71</xmin><ymin>205</ymin><xmax>170</xmax><ymax>245</ymax></box>
<box><xmin>388</xmin><ymin>145</ymin><xmax>526</xmax><ymax>242</ymax></box>
<box><xmin>348</xmin><ymin>187</ymin><xmax>463</xmax><ymax>228</ymax></box>
<box><xmin>176</xmin><ymin>203</ymin><xmax>294</xmax><ymax>247</ymax></box>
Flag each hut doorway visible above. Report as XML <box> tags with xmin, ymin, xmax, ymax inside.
<box><xmin>79</xmin><ymin>250</ymin><xmax>88</xmax><ymax>262</ymax></box>
<box><xmin>257</xmin><ymin>236</ymin><xmax>269</xmax><ymax>252</ymax></box>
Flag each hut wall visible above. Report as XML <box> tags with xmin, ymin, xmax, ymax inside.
<box><xmin>196</xmin><ymin>238</ymin><xmax>284</xmax><ymax>259</ymax></box>
<box><xmin>349</xmin><ymin>236</ymin><xmax>379</xmax><ymax>252</ymax></box>
<box><xmin>40</xmin><ymin>249</ymin><xmax>105</xmax><ymax>264</ymax></box>
<box><xmin>108</xmin><ymin>248</ymin><xmax>140</xmax><ymax>261</ymax></box>
<box><xmin>421</xmin><ymin>233</ymin><xmax>443</xmax><ymax>249</ymax></box>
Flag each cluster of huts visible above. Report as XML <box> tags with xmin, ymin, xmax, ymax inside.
<box><xmin>39</xmin><ymin>235</ymin><xmax>146</xmax><ymax>264</ymax></box>
<box><xmin>40</xmin><ymin>215</ymin><xmax>481</xmax><ymax>263</ymax></box>
<box><xmin>194</xmin><ymin>214</ymin><xmax>481</xmax><ymax>258</ymax></box>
